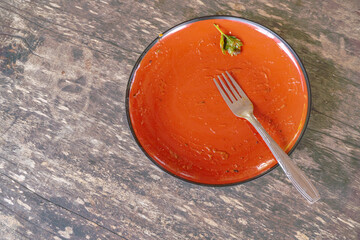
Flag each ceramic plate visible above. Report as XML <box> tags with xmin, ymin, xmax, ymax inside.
<box><xmin>126</xmin><ymin>16</ymin><xmax>310</xmax><ymax>185</ymax></box>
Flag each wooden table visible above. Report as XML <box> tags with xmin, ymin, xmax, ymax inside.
<box><xmin>1</xmin><ymin>0</ymin><xmax>359</xmax><ymax>239</ymax></box>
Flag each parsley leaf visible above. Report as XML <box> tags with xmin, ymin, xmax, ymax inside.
<box><xmin>214</xmin><ymin>24</ymin><xmax>243</xmax><ymax>56</ymax></box>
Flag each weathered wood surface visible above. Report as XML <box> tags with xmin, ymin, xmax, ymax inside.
<box><xmin>0</xmin><ymin>0</ymin><xmax>359</xmax><ymax>239</ymax></box>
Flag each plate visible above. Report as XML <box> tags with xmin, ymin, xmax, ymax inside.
<box><xmin>126</xmin><ymin>16</ymin><xmax>310</xmax><ymax>185</ymax></box>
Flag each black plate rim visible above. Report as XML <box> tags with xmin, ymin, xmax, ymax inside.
<box><xmin>125</xmin><ymin>15</ymin><xmax>312</xmax><ymax>187</ymax></box>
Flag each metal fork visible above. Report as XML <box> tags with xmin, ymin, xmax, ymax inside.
<box><xmin>213</xmin><ymin>71</ymin><xmax>320</xmax><ymax>204</ymax></box>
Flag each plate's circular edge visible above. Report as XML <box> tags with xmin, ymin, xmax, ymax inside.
<box><xmin>125</xmin><ymin>15</ymin><xmax>312</xmax><ymax>187</ymax></box>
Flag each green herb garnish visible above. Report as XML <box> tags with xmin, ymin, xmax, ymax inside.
<box><xmin>214</xmin><ymin>24</ymin><xmax>243</xmax><ymax>56</ymax></box>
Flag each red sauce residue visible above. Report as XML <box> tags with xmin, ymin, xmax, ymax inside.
<box><xmin>128</xmin><ymin>19</ymin><xmax>309</xmax><ymax>185</ymax></box>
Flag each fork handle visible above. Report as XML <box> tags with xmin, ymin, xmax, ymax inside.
<box><xmin>246</xmin><ymin>113</ymin><xmax>320</xmax><ymax>204</ymax></box>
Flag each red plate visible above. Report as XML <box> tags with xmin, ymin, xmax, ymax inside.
<box><xmin>126</xmin><ymin>16</ymin><xmax>310</xmax><ymax>185</ymax></box>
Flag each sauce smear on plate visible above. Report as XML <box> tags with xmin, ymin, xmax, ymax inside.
<box><xmin>128</xmin><ymin>19</ymin><xmax>309</xmax><ymax>185</ymax></box>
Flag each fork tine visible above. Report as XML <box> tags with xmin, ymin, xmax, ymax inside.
<box><xmin>222</xmin><ymin>73</ymin><xmax>240</xmax><ymax>100</ymax></box>
<box><xmin>217</xmin><ymin>76</ymin><xmax>236</xmax><ymax>103</ymax></box>
<box><xmin>213</xmin><ymin>78</ymin><xmax>233</xmax><ymax>105</ymax></box>
<box><xmin>225</xmin><ymin>71</ymin><xmax>250</xmax><ymax>100</ymax></box>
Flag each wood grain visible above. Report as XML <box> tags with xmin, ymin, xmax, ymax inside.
<box><xmin>0</xmin><ymin>0</ymin><xmax>359</xmax><ymax>239</ymax></box>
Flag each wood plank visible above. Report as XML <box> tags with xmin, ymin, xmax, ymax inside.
<box><xmin>0</xmin><ymin>172</ymin><xmax>128</xmax><ymax>239</ymax></box>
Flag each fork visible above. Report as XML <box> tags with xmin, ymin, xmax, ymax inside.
<box><xmin>213</xmin><ymin>71</ymin><xmax>320</xmax><ymax>204</ymax></box>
